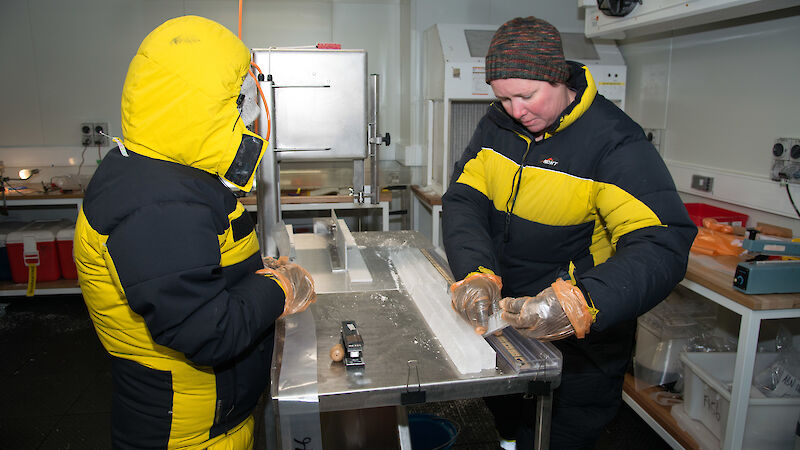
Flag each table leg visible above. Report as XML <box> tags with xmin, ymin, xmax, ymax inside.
<box><xmin>723</xmin><ymin>309</ymin><xmax>759</xmax><ymax>450</ymax></box>
<box><xmin>432</xmin><ymin>205</ymin><xmax>442</xmax><ymax>249</ymax></box>
<box><xmin>396</xmin><ymin>405</ymin><xmax>413</xmax><ymax>450</ymax></box>
<box><xmin>534</xmin><ymin>391</ymin><xmax>553</xmax><ymax>450</ymax></box>
<box><xmin>381</xmin><ymin>201</ymin><xmax>389</xmax><ymax>231</ymax></box>
<box><xmin>411</xmin><ymin>195</ymin><xmax>419</xmax><ymax>232</ymax></box>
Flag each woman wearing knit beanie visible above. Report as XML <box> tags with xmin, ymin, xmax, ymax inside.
<box><xmin>442</xmin><ymin>16</ymin><xmax>696</xmax><ymax>450</ymax></box>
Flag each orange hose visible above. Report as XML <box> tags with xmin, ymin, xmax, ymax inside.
<box><xmin>238</xmin><ymin>0</ymin><xmax>243</xmax><ymax>39</ymax></box>
<box><xmin>237</xmin><ymin>0</ymin><xmax>270</xmax><ymax>141</ymax></box>
<box><xmin>248</xmin><ymin>68</ymin><xmax>270</xmax><ymax>141</ymax></box>
<box><xmin>250</xmin><ymin>61</ymin><xmax>265</xmax><ymax>77</ymax></box>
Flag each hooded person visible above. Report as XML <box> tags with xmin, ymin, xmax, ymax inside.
<box><xmin>442</xmin><ymin>16</ymin><xmax>696</xmax><ymax>449</ymax></box>
<box><xmin>74</xmin><ymin>15</ymin><xmax>316</xmax><ymax>449</ymax></box>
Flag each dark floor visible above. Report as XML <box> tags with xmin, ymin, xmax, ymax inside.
<box><xmin>0</xmin><ymin>295</ymin><xmax>672</xmax><ymax>450</ymax></box>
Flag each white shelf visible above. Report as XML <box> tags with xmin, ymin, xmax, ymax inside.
<box><xmin>625</xmin><ymin>263</ymin><xmax>800</xmax><ymax>450</ymax></box>
<box><xmin>0</xmin><ymin>279</ymin><xmax>81</xmax><ymax>297</ymax></box>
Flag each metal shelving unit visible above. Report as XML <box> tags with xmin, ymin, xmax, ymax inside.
<box><xmin>624</xmin><ymin>255</ymin><xmax>800</xmax><ymax>450</ymax></box>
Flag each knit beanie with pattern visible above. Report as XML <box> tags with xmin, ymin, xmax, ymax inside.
<box><xmin>485</xmin><ymin>16</ymin><xmax>569</xmax><ymax>85</ymax></box>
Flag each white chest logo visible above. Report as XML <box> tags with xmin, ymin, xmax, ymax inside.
<box><xmin>542</xmin><ymin>157</ymin><xmax>559</xmax><ymax>167</ymax></box>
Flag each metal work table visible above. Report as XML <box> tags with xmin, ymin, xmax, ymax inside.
<box><xmin>269</xmin><ymin>230</ymin><xmax>561</xmax><ymax>449</ymax></box>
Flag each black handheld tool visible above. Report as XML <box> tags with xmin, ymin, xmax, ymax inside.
<box><xmin>341</xmin><ymin>321</ymin><xmax>364</xmax><ymax>367</ymax></box>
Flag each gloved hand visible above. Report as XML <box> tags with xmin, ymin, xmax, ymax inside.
<box><xmin>450</xmin><ymin>272</ymin><xmax>502</xmax><ymax>335</ymax></box>
<box><xmin>500</xmin><ymin>278</ymin><xmax>593</xmax><ymax>341</ymax></box>
<box><xmin>257</xmin><ymin>257</ymin><xmax>317</xmax><ymax>317</ymax></box>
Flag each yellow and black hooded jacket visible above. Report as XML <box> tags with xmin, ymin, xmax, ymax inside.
<box><xmin>442</xmin><ymin>62</ymin><xmax>697</xmax><ymax>341</ymax></box>
<box><xmin>74</xmin><ymin>16</ymin><xmax>284</xmax><ymax>449</ymax></box>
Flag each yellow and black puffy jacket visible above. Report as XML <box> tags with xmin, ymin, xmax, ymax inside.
<box><xmin>442</xmin><ymin>62</ymin><xmax>697</xmax><ymax>334</ymax></box>
<box><xmin>74</xmin><ymin>16</ymin><xmax>284</xmax><ymax>449</ymax></box>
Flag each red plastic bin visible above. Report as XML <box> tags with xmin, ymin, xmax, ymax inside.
<box><xmin>684</xmin><ymin>203</ymin><xmax>748</xmax><ymax>228</ymax></box>
<box><xmin>6</xmin><ymin>220</ymin><xmax>71</xmax><ymax>284</ymax></box>
<box><xmin>56</xmin><ymin>224</ymin><xmax>77</xmax><ymax>280</ymax></box>
<box><xmin>0</xmin><ymin>221</ymin><xmax>26</xmax><ymax>281</ymax></box>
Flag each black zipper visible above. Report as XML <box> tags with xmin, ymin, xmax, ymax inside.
<box><xmin>504</xmin><ymin>136</ymin><xmax>533</xmax><ymax>243</ymax></box>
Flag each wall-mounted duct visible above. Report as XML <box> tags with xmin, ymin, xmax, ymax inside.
<box><xmin>581</xmin><ymin>0</ymin><xmax>800</xmax><ymax>39</ymax></box>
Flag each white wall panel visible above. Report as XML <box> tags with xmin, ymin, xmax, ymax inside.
<box><xmin>621</xmin><ymin>10</ymin><xmax>800</xmax><ymax>225</ymax></box>
<box><xmin>242</xmin><ymin>2</ymin><xmax>333</xmax><ymax>48</ymax></box>
<box><xmin>622</xmin><ymin>12</ymin><xmax>800</xmax><ymax>175</ymax></box>
<box><xmin>618</xmin><ymin>37</ymin><xmax>671</xmax><ymax>131</ymax></box>
<box><xmin>0</xmin><ymin>0</ymin><xmax>43</xmax><ymax>145</ymax></box>
<box><xmin>666</xmin><ymin>14</ymin><xmax>800</xmax><ymax>175</ymax></box>
<box><xmin>334</xmin><ymin>2</ymin><xmax>402</xmax><ymax>161</ymax></box>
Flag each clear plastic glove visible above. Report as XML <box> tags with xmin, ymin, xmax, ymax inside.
<box><xmin>500</xmin><ymin>278</ymin><xmax>592</xmax><ymax>341</ymax></box>
<box><xmin>450</xmin><ymin>272</ymin><xmax>502</xmax><ymax>335</ymax></box>
<box><xmin>257</xmin><ymin>257</ymin><xmax>317</xmax><ymax>317</ymax></box>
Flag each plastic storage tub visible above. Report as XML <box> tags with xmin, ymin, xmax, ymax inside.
<box><xmin>634</xmin><ymin>310</ymin><xmax>697</xmax><ymax>386</ymax></box>
<box><xmin>6</xmin><ymin>219</ymin><xmax>71</xmax><ymax>283</ymax></box>
<box><xmin>684</xmin><ymin>203</ymin><xmax>749</xmax><ymax>228</ymax></box>
<box><xmin>0</xmin><ymin>221</ymin><xmax>26</xmax><ymax>281</ymax></box>
<box><xmin>681</xmin><ymin>352</ymin><xmax>800</xmax><ymax>449</ymax></box>
<box><xmin>56</xmin><ymin>223</ymin><xmax>77</xmax><ymax>279</ymax></box>
<box><xmin>633</xmin><ymin>287</ymin><xmax>716</xmax><ymax>388</ymax></box>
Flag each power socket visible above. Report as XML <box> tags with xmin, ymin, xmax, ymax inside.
<box><xmin>80</xmin><ymin>123</ymin><xmax>93</xmax><ymax>147</ymax></box>
<box><xmin>771</xmin><ymin>137</ymin><xmax>800</xmax><ymax>183</ymax></box>
<box><xmin>80</xmin><ymin>122</ymin><xmax>110</xmax><ymax>147</ymax></box>
<box><xmin>691</xmin><ymin>174</ymin><xmax>714</xmax><ymax>192</ymax></box>
<box><xmin>93</xmin><ymin>122</ymin><xmax>109</xmax><ymax>146</ymax></box>
<box><xmin>643</xmin><ymin>128</ymin><xmax>664</xmax><ymax>155</ymax></box>
<box><xmin>782</xmin><ymin>162</ymin><xmax>800</xmax><ymax>184</ymax></box>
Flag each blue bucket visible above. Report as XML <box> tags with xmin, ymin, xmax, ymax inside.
<box><xmin>408</xmin><ymin>413</ymin><xmax>460</xmax><ymax>450</ymax></box>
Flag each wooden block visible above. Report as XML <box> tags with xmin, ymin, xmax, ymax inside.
<box><xmin>755</xmin><ymin>222</ymin><xmax>793</xmax><ymax>238</ymax></box>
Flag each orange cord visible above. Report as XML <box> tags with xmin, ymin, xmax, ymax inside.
<box><xmin>238</xmin><ymin>0</ymin><xmax>243</xmax><ymax>39</ymax></box>
<box><xmin>250</xmin><ymin>61</ymin><xmax>265</xmax><ymax>77</ymax></box>
<box><xmin>238</xmin><ymin>1</ymin><xmax>270</xmax><ymax>141</ymax></box>
<box><xmin>248</xmin><ymin>67</ymin><xmax>270</xmax><ymax>141</ymax></box>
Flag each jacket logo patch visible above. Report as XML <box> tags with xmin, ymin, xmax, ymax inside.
<box><xmin>541</xmin><ymin>157</ymin><xmax>559</xmax><ymax>167</ymax></box>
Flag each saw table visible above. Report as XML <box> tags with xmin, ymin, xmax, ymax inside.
<box><xmin>267</xmin><ymin>230</ymin><xmax>562</xmax><ymax>450</ymax></box>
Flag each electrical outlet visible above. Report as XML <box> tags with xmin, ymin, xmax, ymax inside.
<box><xmin>643</xmin><ymin>128</ymin><xmax>664</xmax><ymax>155</ymax></box>
<box><xmin>691</xmin><ymin>174</ymin><xmax>713</xmax><ymax>192</ymax></box>
<box><xmin>93</xmin><ymin>122</ymin><xmax>109</xmax><ymax>146</ymax></box>
<box><xmin>783</xmin><ymin>162</ymin><xmax>800</xmax><ymax>184</ymax></box>
<box><xmin>80</xmin><ymin>123</ymin><xmax>93</xmax><ymax>147</ymax></box>
<box><xmin>771</xmin><ymin>137</ymin><xmax>800</xmax><ymax>182</ymax></box>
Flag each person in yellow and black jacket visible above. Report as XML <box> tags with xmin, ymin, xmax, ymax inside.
<box><xmin>74</xmin><ymin>16</ymin><xmax>316</xmax><ymax>450</ymax></box>
<box><xmin>442</xmin><ymin>17</ymin><xmax>697</xmax><ymax>450</ymax></box>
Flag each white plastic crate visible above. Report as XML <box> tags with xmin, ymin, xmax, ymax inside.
<box><xmin>634</xmin><ymin>312</ymin><xmax>696</xmax><ymax>386</ymax></box>
<box><xmin>681</xmin><ymin>352</ymin><xmax>800</xmax><ymax>449</ymax></box>
<box><xmin>633</xmin><ymin>287</ymin><xmax>715</xmax><ymax>387</ymax></box>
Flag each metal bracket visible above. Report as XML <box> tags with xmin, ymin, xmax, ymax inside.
<box><xmin>526</xmin><ymin>380</ymin><xmax>551</xmax><ymax>398</ymax></box>
<box><xmin>400</xmin><ymin>360</ymin><xmax>426</xmax><ymax>405</ymax></box>
<box><xmin>272</xmin><ymin>221</ymin><xmax>296</xmax><ymax>260</ymax></box>
<box><xmin>313</xmin><ymin>211</ymin><xmax>373</xmax><ymax>282</ymax></box>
